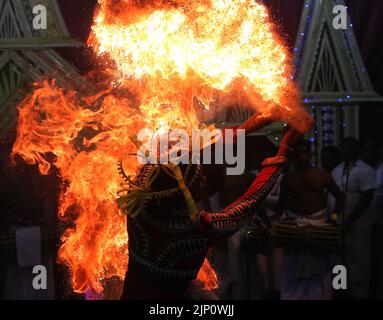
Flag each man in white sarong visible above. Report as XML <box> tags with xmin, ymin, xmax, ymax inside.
<box><xmin>330</xmin><ymin>138</ymin><xmax>376</xmax><ymax>299</ymax></box>
<box><xmin>279</xmin><ymin>141</ymin><xmax>344</xmax><ymax>300</ymax></box>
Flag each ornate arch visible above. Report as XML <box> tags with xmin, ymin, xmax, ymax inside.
<box><xmin>0</xmin><ymin>0</ymin><xmax>86</xmax><ymax>138</ymax></box>
<box><xmin>294</xmin><ymin>0</ymin><xmax>382</xmax><ymax>162</ymax></box>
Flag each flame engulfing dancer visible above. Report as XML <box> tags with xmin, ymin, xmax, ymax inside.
<box><xmin>12</xmin><ymin>0</ymin><xmax>313</xmax><ymax>299</ymax></box>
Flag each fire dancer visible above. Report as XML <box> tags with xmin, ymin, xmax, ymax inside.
<box><xmin>11</xmin><ymin>0</ymin><xmax>313</xmax><ymax>298</ymax></box>
<box><xmin>118</xmin><ymin>126</ymin><xmax>302</xmax><ymax>299</ymax></box>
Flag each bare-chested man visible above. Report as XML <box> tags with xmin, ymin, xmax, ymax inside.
<box><xmin>280</xmin><ymin>141</ymin><xmax>344</xmax><ymax>217</ymax></box>
<box><xmin>278</xmin><ymin>140</ymin><xmax>344</xmax><ymax>300</ymax></box>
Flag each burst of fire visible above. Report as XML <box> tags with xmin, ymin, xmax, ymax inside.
<box><xmin>12</xmin><ymin>0</ymin><xmax>310</xmax><ymax>297</ymax></box>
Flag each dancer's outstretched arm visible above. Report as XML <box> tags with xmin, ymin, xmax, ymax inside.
<box><xmin>201</xmin><ymin>127</ymin><xmax>302</xmax><ymax>235</ymax></box>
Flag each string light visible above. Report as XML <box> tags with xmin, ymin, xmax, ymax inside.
<box><xmin>296</xmin><ymin>0</ymin><xmax>372</xmax><ymax>163</ymax></box>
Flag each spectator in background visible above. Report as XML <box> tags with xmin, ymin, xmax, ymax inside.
<box><xmin>254</xmin><ymin>149</ymin><xmax>284</xmax><ymax>300</ymax></box>
<box><xmin>361</xmin><ymin>142</ymin><xmax>383</xmax><ymax>298</ymax></box>
<box><xmin>201</xmin><ymin>144</ymin><xmax>259</xmax><ymax>300</ymax></box>
<box><xmin>256</xmin><ymin>172</ymin><xmax>284</xmax><ymax>300</ymax></box>
<box><xmin>279</xmin><ymin>140</ymin><xmax>344</xmax><ymax>300</ymax></box>
<box><xmin>330</xmin><ymin>138</ymin><xmax>376</xmax><ymax>299</ymax></box>
<box><xmin>321</xmin><ymin>146</ymin><xmax>341</xmax><ymax>173</ymax></box>
<box><xmin>321</xmin><ymin>146</ymin><xmax>342</xmax><ymax>220</ymax></box>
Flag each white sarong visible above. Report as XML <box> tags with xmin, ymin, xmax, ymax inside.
<box><xmin>281</xmin><ymin>209</ymin><xmax>334</xmax><ymax>300</ymax></box>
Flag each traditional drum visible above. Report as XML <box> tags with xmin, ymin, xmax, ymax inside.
<box><xmin>244</xmin><ymin>221</ymin><xmax>344</xmax><ymax>252</ymax></box>
<box><xmin>269</xmin><ymin>221</ymin><xmax>344</xmax><ymax>252</ymax></box>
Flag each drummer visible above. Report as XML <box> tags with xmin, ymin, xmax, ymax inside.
<box><xmin>278</xmin><ymin>140</ymin><xmax>344</xmax><ymax>300</ymax></box>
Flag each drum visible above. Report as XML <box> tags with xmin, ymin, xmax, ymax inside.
<box><xmin>269</xmin><ymin>221</ymin><xmax>344</xmax><ymax>252</ymax></box>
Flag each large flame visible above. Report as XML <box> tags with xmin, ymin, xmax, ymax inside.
<box><xmin>89</xmin><ymin>0</ymin><xmax>309</xmax><ymax>127</ymax></box>
<box><xmin>12</xmin><ymin>81</ymin><xmax>144</xmax><ymax>294</ymax></box>
<box><xmin>12</xmin><ymin>0</ymin><xmax>310</xmax><ymax>297</ymax></box>
<box><xmin>92</xmin><ymin>0</ymin><xmax>286</xmax><ymax>99</ymax></box>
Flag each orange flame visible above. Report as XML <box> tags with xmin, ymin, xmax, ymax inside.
<box><xmin>90</xmin><ymin>0</ymin><xmax>310</xmax><ymax>130</ymax></box>
<box><xmin>12</xmin><ymin>80</ymin><xmax>144</xmax><ymax>294</ymax></box>
<box><xmin>12</xmin><ymin>0</ymin><xmax>310</xmax><ymax>297</ymax></box>
<box><xmin>197</xmin><ymin>258</ymin><xmax>219</xmax><ymax>291</ymax></box>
